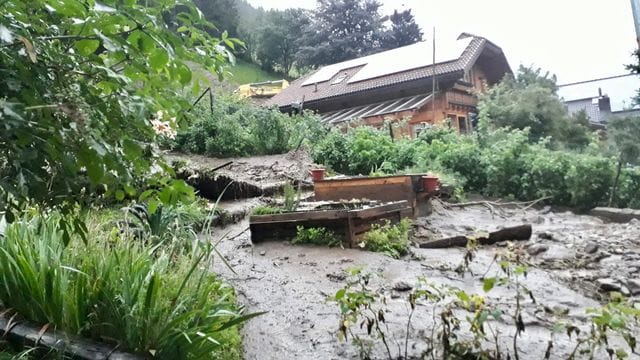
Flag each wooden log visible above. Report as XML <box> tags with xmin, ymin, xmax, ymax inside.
<box><xmin>419</xmin><ymin>224</ymin><xmax>532</xmax><ymax>249</ymax></box>
<box><xmin>0</xmin><ymin>311</ymin><xmax>146</xmax><ymax>359</ymax></box>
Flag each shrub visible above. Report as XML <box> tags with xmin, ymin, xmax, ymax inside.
<box><xmin>173</xmin><ymin>97</ymin><xmax>324</xmax><ymax>158</ymax></box>
<box><xmin>436</xmin><ymin>137</ymin><xmax>487</xmax><ymax>192</ymax></box>
<box><xmin>481</xmin><ymin>129</ymin><xmax>531</xmax><ymax>198</ymax></box>
<box><xmin>312</xmin><ymin>129</ymin><xmax>351</xmax><ymax>174</ymax></box>
<box><xmin>251</xmin><ymin>206</ymin><xmax>282</xmax><ymax>215</ymax></box>
<box><xmin>345</xmin><ymin>127</ymin><xmax>397</xmax><ymax>175</ymax></box>
<box><xmin>0</xmin><ymin>213</ymin><xmax>257</xmax><ymax>359</ymax></box>
<box><xmin>565</xmin><ymin>154</ymin><xmax>614</xmax><ymax>210</ymax></box>
<box><xmin>293</xmin><ymin>226</ymin><xmax>342</xmax><ymax>247</ymax></box>
<box><xmin>359</xmin><ymin>219</ymin><xmax>412</xmax><ymax>259</ymax></box>
<box><xmin>615</xmin><ymin>167</ymin><xmax>640</xmax><ymax>209</ymax></box>
<box><xmin>519</xmin><ymin>147</ymin><xmax>572</xmax><ymax>205</ymax></box>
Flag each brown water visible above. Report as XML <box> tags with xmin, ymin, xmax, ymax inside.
<box><xmin>208</xmin><ymin>204</ymin><xmax>640</xmax><ymax>360</ymax></box>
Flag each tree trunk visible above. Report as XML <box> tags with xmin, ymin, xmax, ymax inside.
<box><xmin>418</xmin><ymin>224</ymin><xmax>532</xmax><ymax>249</ymax></box>
<box><xmin>609</xmin><ymin>155</ymin><xmax>623</xmax><ymax>207</ymax></box>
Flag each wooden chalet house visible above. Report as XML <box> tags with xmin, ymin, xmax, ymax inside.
<box><xmin>267</xmin><ymin>33</ymin><xmax>512</xmax><ymax>137</ymax></box>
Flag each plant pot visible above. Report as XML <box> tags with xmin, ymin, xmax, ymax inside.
<box><xmin>310</xmin><ymin>168</ymin><xmax>326</xmax><ymax>182</ymax></box>
<box><xmin>421</xmin><ymin>175</ymin><xmax>440</xmax><ymax>194</ymax></box>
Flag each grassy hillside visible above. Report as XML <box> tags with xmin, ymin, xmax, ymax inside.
<box><xmin>227</xmin><ymin>59</ymin><xmax>281</xmax><ymax>85</ymax></box>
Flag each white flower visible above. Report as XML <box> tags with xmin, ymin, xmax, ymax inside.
<box><xmin>151</xmin><ymin>119</ymin><xmax>176</xmax><ymax>139</ymax></box>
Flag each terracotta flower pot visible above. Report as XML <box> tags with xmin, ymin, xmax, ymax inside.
<box><xmin>421</xmin><ymin>175</ymin><xmax>440</xmax><ymax>193</ymax></box>
<box><xmin>310</xmin><ymin>168</ymin><xmax>326</xmax><ymax>182</ymax></box>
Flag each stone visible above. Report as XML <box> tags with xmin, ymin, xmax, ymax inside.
<box><xmin>527</xmin><ymin>244</ymin><xmax>549</xmax><ymax>256</ymax></box>
<box><xmin>596</xmin><ymin>278</ymin><xmax>624</xmax><ymax>293</ymax></box>
<box><xmin>259</xmin><ymin>250</ymin><xmax>266</xmax><ymax>256</ymax></box>
<box><xmin>392</xmin><ymin>281</ymin><xmax>413</xmax><ymax>292</ymax></box>
<box><xmin>627</xmin><ymin>279</ymin><xmax>640</xmax><ymax>296</ymax></box>
<box><xmin>585</xmin><ymin>244</ymin><xmax>599</xmax><ymax>254</ymax></box>
<box><xmin>326</xmin><ymin>272</ymin><xmax>347</xmax><ymax>282</ymax></box>
<box><xmin>538</xmin><ymin>232</ymin><xmax>555</xmax><ymax>241</ymax></box>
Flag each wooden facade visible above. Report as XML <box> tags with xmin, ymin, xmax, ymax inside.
<box><xmin>268</xmin><ymin>34</ymin><xmax>512</xmax><ymax>137</ymax></box>
<box><xmin>354</xmin><ymin>65</ymin><xmax>489</xmax><ymax>137</ymax></box>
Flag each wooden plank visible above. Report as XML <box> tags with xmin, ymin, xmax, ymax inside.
<box><xmin>418</xmin><ymin>225</ymin><xmax>532</xmax><ymax>249</ymax></box>
<box><xmin>314</xmin><ymin>175</ymin><xmax>411</xmax><ymax>189</ymax></box>
<box><xmin>249</xmin><ymin>209</ymin><xmax>349</xmax><ymax>224</ymax></box>
<box><xmin>349</xmin><ymin>201</ymin><xmax>410</xmax><ymax>219</ymax></box>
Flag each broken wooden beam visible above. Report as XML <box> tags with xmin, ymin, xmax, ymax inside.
<box><xmin>419</xmin><ymin>224</ymin><xmax>532</xmax><ymax>249</ymax></box>
<box><xmin>0</xmin><ymin>310</ymin><xmax>145</xmax><ymax>360</ymax></box>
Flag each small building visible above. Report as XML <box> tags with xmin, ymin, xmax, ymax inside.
<box><xmin>266</xmin><ymin>33</ymin><xmax>512</xmax><ymax>136</ymax></box>
<box><xmin>558</xmin><ymin>74</ymin><xmax>640</xmax><ymax>126</ymax></box>
<box><xmin>235</xmin><ymin>79</ymin><xmax>289</xmax><ymax>99</ymax></box>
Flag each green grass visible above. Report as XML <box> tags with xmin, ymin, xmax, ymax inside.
<box><xmin>0</xmin><ymin>211</ymin><xmax>257</xmax><ymax>359</ymax></box>
<box><xmin>227</xmin><ymin>59</ymin><xmax>280</xmax><ymax>85</ymax></box>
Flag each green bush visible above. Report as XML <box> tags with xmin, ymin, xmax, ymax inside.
<box><xmin>360</xmin><ymin>219</ymin><xmax>412</xmax><ymax>259</ymax></box>
<box><xmin>293</xmin><ymin>226</ymin><xmax>342</xmax><ymax>247</ymax></box>
<box><xmin>173</xmin><ymin>97</ymin><xmax>324</xmax><ymax>158</ymax></box>
<box><xmin>436</xmin><ymin>138</ymin><xmax>487</xmax><ymax>192</ymax></box>
<box><xmin>565</xmin><ymin>154</ymin><xmax>614</xmax><ymax>210</ymax></box>
<box><xmin>0</xmin><ymin>213</ymin><xmax>256</xmax><ymax>359</ymax></box>
<box><xmin>615</xmin><ymin>167</ymin><xmax>640</xmax><ymax>209</ymax></box>
<box><xmin>312</xmin><ymin>129</ymin><xmax>351</xmax><ymax>174</ymax></box>
<box><xmin>311</xmin><ymin>124</ymin><xmax>621</xmax><ymax>210</ymax></box>
<box><xmin>481</xmin><ymin>129</ymin><xmax>531</xmax><ymax>198</ymax></box>
<box><xmin>345</xmin><ymin>127</ymin><xmax>397</xmax><ymax>175</ymax></box>
<box><xmin>519</xmin><ymin>147</ymin><xmax>572</xmax><ymax>205</ymax></box>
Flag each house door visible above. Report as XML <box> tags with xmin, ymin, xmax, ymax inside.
<box><xmin>458</xmin><ymin>116</ymin><xmax>467</xmax><ymax>133</ymax></box>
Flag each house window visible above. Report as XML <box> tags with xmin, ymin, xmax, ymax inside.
<box><xmin>331</xmin><ymin>73</ymin><xmax>348</xmax><ymax>85</ymax></box>
<box><xmin>458</xmin><ymin>116</ymin><xmax>467</xmax><ymax>133</ymax></box>
<box><xmin>413</xmin><ymin>123</ymin><xmax>428</xmax><ymax>137</ymax></box>
<box><xmin>447</xmin><ymin>114</ymin><xmax>457</xmax><ymax>128</ymax></box>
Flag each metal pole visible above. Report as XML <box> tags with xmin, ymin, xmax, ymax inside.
<box><xmin>432</xmin><ymin>27</ymin><xmax>437</xmax><ymax>120</ymax></box>
<box><xmin>631</xmin><ymin>0</ymin><xmax>640</xmax><ymax>47</ymax></box>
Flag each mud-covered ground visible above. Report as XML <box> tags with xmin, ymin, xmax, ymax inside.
<box><xmin>208</xmin><ymin>201</ymin><xmax>640</xmax><ymax>360</ymax></box>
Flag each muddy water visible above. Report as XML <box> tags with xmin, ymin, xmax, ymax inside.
<box><xmin>209</xmin><ymin>204</ymin><xmax>640</xmax><ymax>359</ymax></box>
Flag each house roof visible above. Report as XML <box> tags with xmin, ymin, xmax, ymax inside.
<box><xmin>320</xmin><ymin>93</ymin><xmax>433</xmax><ymax>125</ymax></box>
<box><xmin>267</xmin><ymin>33</ymin><xmax>510</xmax><ymax>110</ymax></box>
<box><xmin>558</xmin><ymin>74</ymin><xmax>640</xmax><ymax>112</ymax></box>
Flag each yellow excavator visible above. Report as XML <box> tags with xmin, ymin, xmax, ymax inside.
<box><xmin>235</xmin><ymin>79</ymin><xmax>289</xmax><ymax>99</ymax></box>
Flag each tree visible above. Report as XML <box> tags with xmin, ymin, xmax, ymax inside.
<box><xmin>256</xmin><ymin>9</ymin><xmax>310</xmax><ymax>75</ymax></box>
<box><xmin>381</xmin><ymin>9</ymin><xmax>423</xmax><ymax>50</ymax></box>
<box><xmin>193</xmin><ymin>0</ymin><xmax>239</xmax><ymax>37</ymax></box>
<box><xmin>0</xmin><ymin>0</ymin><xmax>237</xmax><ymax>221</ymax></box>
<box><xmin>478</xmin><ymin>66</ymin><xmax>587</xmax><ymax>145</ymax></box>
<box><xmin>296</xmin><ymin>0</ymin><xmax>386</xmax><ymax>68</ymax></box>
<box><xmin>608</xmin><ymin>116</ymin><xmax>640</xmax><ymax>205</ymax></box>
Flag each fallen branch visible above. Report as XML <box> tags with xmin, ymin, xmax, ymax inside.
<box><xmin>419</xmin><ymin>224</ymin><xmax>532</xmax><ymax>249</ymax></box>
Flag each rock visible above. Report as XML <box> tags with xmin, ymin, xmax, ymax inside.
<box><xmin>585</xmin><ymin>244</ymin><xmax>599</xmax><ymax>254</ymax></box>
<box><xmin>392</xmin><ymin>281</ymin><xmax>413</xmax><ymax>292</ymax></box>
<box><xmin>538</xmin><ymin>232</ymin><xmax>555</xmax><ymax>241</ymax></box>
<box><xmin>259</xmin><ymin>250</ymin><xmax>266</xmax><ymax>256</ymax></box>
<box><xmin>326</xmin><ymin>272</ymin><xmax>347</xmax><ymax>282</ymax></box>
<box><xmin>597</xmin><ymin>278</ymin><xmax>624</xmax><ymax>293</ymax></box>
<box><xmin>527</xmin><ymin>244</ymin><xmax>549</xmax><ymax>256</ymax></box>
<box><xmin>627</xmin><ymin>279</ymin><xmax>640</xmax><ymax>296</ymax></box>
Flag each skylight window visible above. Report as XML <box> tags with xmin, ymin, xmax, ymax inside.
<box><xmin>331</xmin><ymin>74</ymin><xmax>348</xmax><ymax>85</ymax></box>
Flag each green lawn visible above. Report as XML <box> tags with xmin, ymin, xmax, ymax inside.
<box><xmin>227</xmin><ymin>59</ymin><xmax>281</xmax><ymax>85</ymax></box>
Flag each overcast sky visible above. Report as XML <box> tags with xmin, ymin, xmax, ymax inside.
<box><xmin>246</xmin><ymin>0</ymin><xmax>637</xmax><ymax>85</ymax></box>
